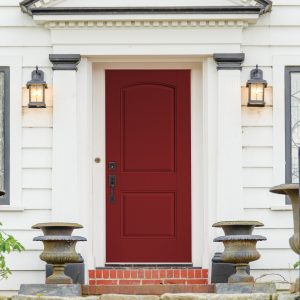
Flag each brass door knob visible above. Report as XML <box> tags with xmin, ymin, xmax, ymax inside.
<box><xmin>94</xmin><ymin>157</ymin><xmax>101</xmax><ymax>163</ymax></box>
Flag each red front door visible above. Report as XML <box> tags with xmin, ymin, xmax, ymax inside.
<box><xmin>106</xmin><ymin>70</ymin><xmax>191</xmax><ymax>263</ymax></box>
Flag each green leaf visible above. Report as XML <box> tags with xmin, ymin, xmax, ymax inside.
<box><xmin>294</xmin><ymin>261</ymin><xmax>300</xmax><ymax>269</ymax></box>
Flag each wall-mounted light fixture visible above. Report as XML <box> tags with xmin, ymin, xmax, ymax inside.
<box><xmin>246</xmin><ymin>65</ymin><xmax>267</xmax><ymax>107</ymax></box>
<box><xmin>27</xmin><ymin>66</ymin><xmax>47</xmax><ymax>108</ymax></box>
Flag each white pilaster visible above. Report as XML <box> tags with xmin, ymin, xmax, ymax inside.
<box><xmin>50</xmin><ymin>54</ymin><xmax>81</xmax><ymax>222</ymax></box>
<box><xmin>213</xmin><ymin>53</ymin><xmax>244</xmax><ymax>221</ymax></box>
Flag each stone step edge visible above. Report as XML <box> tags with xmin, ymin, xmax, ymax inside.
<box><xmin>82</xmin><ymin>284</ymin><xmax>215</xmax><ymax>295</ymax></box>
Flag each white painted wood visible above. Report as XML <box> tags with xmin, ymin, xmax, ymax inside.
<box><xmin>4</xmin><ymin>251</ymin><xmax>45</xmax><ymax>270</ymax></box>
<box><xmin>242</xmin><ymin>147</ymin><xmax>273</xmax><ymax>167</ymax></box>
<box><xmin>242</xmin><ymin>126</ymin><xmax>273</xmax><ymax>147</ymax></box>
<box><xmin>244</xmin><ymin>208</ymin><xmax>294</xmax><ymax>228</ymax></box>
<box><xmin>22</xmin><ymin>128</ymin><xmax>53</xmax><ymax>148</ymax></box>
<box><xmin>0</xmin><ymin>271</ymin><xmax>45</xmax><ymax>291</ymax></box>
<box><xmin>22</xmin><ymin>108</ymin><xmax>53</xmax><ymax>128</ymax></box>
<box><xmin>52</xmin><ymin>68</ymin><xmax>81</xmax><ymax>222</ymax></box>
<box><xmin>22</xmin><ymin>188</ymin><xmax>52</xmax><ymax>209</ymax></box>
<box><xmin>241</xmin><ymin>107</ymin><xmax>273</xmax><ymax>126</ymax></box>
<box><xmin>22</xmin><ymin>149</ymin><xmax>52</xmax><ymax>168</ymax></box>
<box><xmin>22</xmin><ymin>169</ymin><xmax>52</xmax><ymax>189</ymax></box>
<box><xmin>243</xmin><ymin>167</ymin><xmax>273</xmax><ymax>188</ymax></box>
<box><xmin>251</xmin><ymin>249</ymin><xmax>299</xmax><ymax>269</ymax></box>
<box><xmin>243</xmin><ymin>187</ymin><xmax>281</xmax><ymax>208</ymax></box>
<box><xmin>216</xmin><ymin>68</ymin><xmax>244</xmax><ymax>221</ymax></box>
<box><xmin>0</xmin><ymin>210</ymin><xmax>51</xmax><ymax>230</ymax></box>
<box><xmin>2</xmin><ymin>230</ymin><xmax>43</xmax><ymax>250</ymax></box>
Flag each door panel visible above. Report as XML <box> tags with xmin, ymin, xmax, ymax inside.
<box><xmin>106</xmin><ymin>70</ymin><xmax>191</xmax><ymax>262</ymax></box>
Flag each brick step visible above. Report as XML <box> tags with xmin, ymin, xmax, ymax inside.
<box><xmin>88</xmin><ymin>268</ymin><xmax>209</xmax><ymax>286</ymax></box>
<box><xmin>82</xmin><ymin>284</ymin><xmax>214</xmax><ymax>295</ymax></box>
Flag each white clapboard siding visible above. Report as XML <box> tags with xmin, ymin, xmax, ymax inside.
<box><xmin>242</xmin><ymin>147</ymin><xmax>273</xmax><ymax>168</ymax></box>
<box><xmin>255</xmin><ymin>228</ymin><xmax>294</xmax><ymax>249</ymax></box>
<box><xmin>0</xmin><ymin>7</ymin><xmax>37</xmax><ymax>27</ymax></box>
<box><xmin>22</xmin><ymin>149</ymin><xmax>52</xmax><ymax>168</ymax></box>
<box><xmin>22</xmin><ymin>128</ymin><xmax>53</xmax><ymax>148</ymax></box>
<box><xmin>22</xmin><ymin>108</ymin><xmax>53</xmax><ymax>128</ymax></box>
<box><xmin>22</xmin><ymin>169</ymin><xmax>52</xmax><ymax>189</ymax></box>
<box><xmin>3</xmin><ymin>230</ymin><xmax>43</xmax><ymax>251</ymax></box>
<box><xmin>241</xmin><ymin>107</ymin><xmax>273</xmax><ymax>127</ymax></box>
<box><xmin>22</xmin><ymin>188</ymin><xmax>52</xmax><ymax>209</ymax></box>
<box><xmin>244</xmin><ymin>208</ymin><xmax>294</xmax><ymax>229</ymax></box>
<box><xmin>0</xmin><ymin>271</ymin><xmax>45</xmax><ymax>291</ymax></box>
<box><xmin>243</xmin><ymin>167</ymin><xmax>273</xmax><ymax>188</ymax></box>
<box><xmin>4</xmin><ymin>251</ymin><xmax>45</xmax><ymax>271</ymax></box>
<box><xmin>0</xmin><ymin>210</ymin><xmax>51</xmax><ymax>230</ymax></box>
<box><xmin>243</xmin><ymin>187</ymin><xmax>285</xmax><ymax>208</ymax></box>
<box><xmin>251</xmin><ymin>249</ymin><xmax>299</xmax><ymax>270</ymax></box>
<box><xmin>242</xmin><ymin>126</ymin><xmax>273</xmax><ymax>147</ymax></box>
<box><xmin>0</xmin><ymin>28</ymin><xmax>50</xmax><ymax>47</ymax></box>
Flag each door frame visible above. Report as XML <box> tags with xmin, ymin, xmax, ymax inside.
<box><xmin>91</xmin><ymin>59</ymin><xmax>204</xmax><ymax>267</ymax></box>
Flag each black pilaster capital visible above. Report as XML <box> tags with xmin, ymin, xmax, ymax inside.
<box><xmin>213</xmin><ymin>53</ymin><xmax>245</xmax><ymax>70</ymax></box>
<box><xmin>49</xmin><ymin>54</ymin><xmax>81</xmax><ymax>71</ymax></box>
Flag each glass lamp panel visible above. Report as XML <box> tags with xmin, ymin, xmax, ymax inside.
<box><xmin>250</xmin><ymin>83</ymin><xmax>264</xmax><ymax>101</ymax></box>
<box><xmin>290</xmin><ymin>72</ymin><xmax>300</xmax><ymax>183</ymax></box>
<box><xmin>0</xmin><ymin>73</ymin><xmax>4</xmax><ymax>190</ymax></box>
<box><xmin>30</xmin><ymin>84</ymin><xmax>44</xmax><ymax>103</ymax></box>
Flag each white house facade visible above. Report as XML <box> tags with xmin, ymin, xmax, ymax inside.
<box><xmin>0</xmin><ymin>0</ymin><xmax>299</xmax><ymax>293</ymax></box>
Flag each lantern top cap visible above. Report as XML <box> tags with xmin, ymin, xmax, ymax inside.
<box><xmin>26</xmin><ymin>66</ymin><xmax>47</xmax><ymax>88</ymax></box>
<box><xmin>246</xmin><ymin>65</ymin><xmax>267</xmax><ymax>87</ymax></box>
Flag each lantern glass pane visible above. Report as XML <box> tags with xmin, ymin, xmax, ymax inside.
<box><xmin>0</xmin><ymin>73</ymin><xmax>4</xmax><ymax>190</ymax></box>
<box><xmin>290</xmin><ymin>72</ymin><xmax>300</xmax><ymax>183</ymax></box>
<box><xmin>250</xmin><ymin>83</ymin><xmax>264</xmax><ymax>101</ymax></box>
<box><xmin>30</xmin><ymin>84</ymin><xmax>44</xmax><ymax>103</ymax></box>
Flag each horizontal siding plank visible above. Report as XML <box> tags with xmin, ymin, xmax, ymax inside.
<box><xmin>0</xmin><ymin>28</ymin><xmax>50</xmax><ymax>47</ymax></box>
<box><xmin>22</xmin><ymin>188</ymin><xmax>52</xmax><ymax>209</ymax></box>
<box><xmin>0</xmin><ymin>210</ymin><xmax>51</xmax><ymax>229</ymax></box>
<box><xmin>242</xmin><ymin>147</ymin><xmax>273</xmax><ymax>168</ymax></box>
<box><xmin>244</xmin><ymin>208</ymin><xmax>294</xmax><ymax>228</ymax></box>
<box><xmin>22</xmin><ymin>128</ymin><xmax>52</xmax><ymax>148</ymax></box>
<box><xmin>4</xmin><ymin>230</ymin><xmax>43</xmax><ymax>250</ymax></box>
<box><xmin>0</xmin><ymin>7</ymin><xmax>37</xmax><ymax>27</ymax></box>
<box><xmin>0</xmin><ymin>271</ymin><xmax>44</xmax><ymax>291</ymax></box>
<box><xmin>22</xmin><ymin>148</ymin><xmax>52</xmax><ymax>168</ymax></box>
<box><xmin>243</xmin><ymin>187</ymin><xmax>284</xmax><ymax>208</ymax></box>
<box><xmin>0</xmin><ymin>47</ymin><xmax>52</xmax><ymax>67</ymax></box>
<box><xmin>243</xmin><ymin>27</ymin><xmax>300</xmax><ymax>46</ymax></box>
<box><xmin>22</xmin><ymin>169</ymin><xmax>52</xmax><ymax>189</ymax></box>
<box><xmin>22</xmin><ymin>107</ymin><xmax>53</xmax><ymax>128</ymax></box>
<box><xmin>251</xmin><ymin>249</ymin><xmax>299</xmax><ymax>269</ymax></box>
<box><xmin>241</xmin><ymin>107</ymin><xmax>273</xmax><ymax>127</ymax></box>
<box><xmin>242</xmin><ymin>127</ymin><xmax>273</xmax><ymax>147</ymax></box>
<box><xmin>243</xmin><ymin>167</ymin><xmax>273</xmax><ymax>187</ymax></box>
<box><xmin>255</xmin><ymin>228</ymin><xmax>294</xmax><ymax>249</ymax></box>
<box><xmin>4</xmin><ymin>251</ymin><xmax>44</xmax><ymax>271</ymax></box>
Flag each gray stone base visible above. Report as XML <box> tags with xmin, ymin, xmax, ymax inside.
<box><xmin>161</xmin><ymin>293</ymin><xmax>272</xmax><ymax>300</ymax></box>
<box><xmin>19</xmin><ymin>284</ymin><xmax>82</xmax><ymax>297</ymax></box>
<box><xmin>215</xmin><ymin>283</ymin><xmax>276</xmax><ymax>294</ymax></box>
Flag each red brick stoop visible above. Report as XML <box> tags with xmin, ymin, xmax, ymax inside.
<box><xmin>89</xmin><ymin>268</ymin><xmax>209</xmax><ymax>286</ymax></box>
<box><xmin>84</xmin><ymin>268</ymin><xmax>212</xmax><ymax>295</ymax></box>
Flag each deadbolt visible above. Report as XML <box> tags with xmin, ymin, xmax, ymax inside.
<box><xmin>94</xmin><ymin>157</ymin><xmax>101</xmax><ymax>163</ymax></box>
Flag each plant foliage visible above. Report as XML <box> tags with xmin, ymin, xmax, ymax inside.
<box><xmin>294</xmin><ymin>260</ymin><xmax>300</xmax><ymax>269</ymax></box>
<box><xmin>0</xmin><ymin>222</ymin><xmax>25</xmax><ymax>279</ymax></box>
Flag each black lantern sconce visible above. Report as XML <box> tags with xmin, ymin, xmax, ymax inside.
<box><xmin>246</xmin><ymin>65</ymin><xmax>267</xmax><ymax>107</ymax></box>
<box><xmin>27</xmin><ymin>66</ymin><xmax>47</xmax><ymax>108</ymax></box>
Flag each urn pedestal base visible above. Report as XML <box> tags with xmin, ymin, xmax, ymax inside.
<box><xmin>228</xmin><ymin>265</ymin><xmax>254</xmax><ymax>283</ymax></box>
<box><xmin>46</xmin><ymin>265</ymin><xmax>72</xmax><ymax>284</ymax></box>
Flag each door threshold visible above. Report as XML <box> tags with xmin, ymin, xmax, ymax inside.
<box><xmin>100</xmin><ymin>263</ymin><xmax>195</xmax><ymax>269</ymax></box>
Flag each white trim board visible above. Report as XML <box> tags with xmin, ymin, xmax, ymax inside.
<box><xmin>91</xmin><ymin>60</ymin><xmax>204</xmax><ymax>267</ymax></box>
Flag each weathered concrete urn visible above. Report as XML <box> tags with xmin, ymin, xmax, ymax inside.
<box><xmin>213</xmin><ymin>221</ymin><xmax>266</xmax><ymax>283</ymax></box>
<box><xmin>270</xmin><ymin>184</ymin><xmax>300</xmax><ymax>292</ymax></box>
<box><xmin>32</xmin><ymin>222</ymin><xmax>86</xmax><ymax>284</ymax></box>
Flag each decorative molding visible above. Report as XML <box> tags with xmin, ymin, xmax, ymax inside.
<box><xmin>213</xmin><ymin>53</ymin><xmax>245</xmax><ymax>70</ymax></box>
<box><xmin>44</xmin><ymin>19</ymin><xmax>249</xmax><ymax>29</ymax></box>
<box><xmin>49</xmin><ymin>54</ymin><xmax>81</xmax><ymax>71</ymax></box>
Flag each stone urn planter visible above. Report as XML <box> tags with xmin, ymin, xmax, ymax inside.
<box><xmin>270</xmin><ymin>184</ymin><xmax>299</xmax><ymax>292</ymax></box>
<box><xmin>213</xmin><ymin>221</ymin><xmax>266</xmax><ymax>283</ymax></box>
<box><xmin>32</xmin><ymin>222</ymin><xmax>86</xmax><ymax>284</ymax></box>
